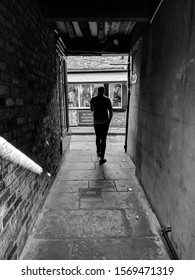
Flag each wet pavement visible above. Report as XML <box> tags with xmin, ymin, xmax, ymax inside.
<box><xmin>20</xmin><ymin>135</ymin><xmax>171</xmax><ymax>260</ymax></box>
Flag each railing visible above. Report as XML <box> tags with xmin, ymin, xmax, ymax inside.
<box><xmin>0</xmin><ymin>136</ymin><xmax>43</xmax><ymax>175</ymax></box>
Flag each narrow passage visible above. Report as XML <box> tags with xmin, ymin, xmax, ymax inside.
<box><xmin>20</xmin><ymin>135</ymin><xmax>170</xmax><ymax>260</ymax></box>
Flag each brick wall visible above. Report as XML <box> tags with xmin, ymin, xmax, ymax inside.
<box><xmin>67</xmin><ymin>56</ymin><xmax>128</xmax><ymax>71</ymax></box>
<box><xmin>0</xmin><ymin>0</ymin><xmax>64</xmax><ymax>259</ymax></box>
<box><xmin>127</xmin><ymin>0</ymin><xmax>195</xmax><ymax>259</ymax></box>
<box><xmin>110</xmin><ymin>111</ymin><xmax>126</xmax><ymax>127</ymax></box>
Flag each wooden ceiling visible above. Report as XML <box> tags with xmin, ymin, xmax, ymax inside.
<box><xmin>37</xmin><ymin>0</ymin><xmax>159</xmax><ymax>55</ymax></box>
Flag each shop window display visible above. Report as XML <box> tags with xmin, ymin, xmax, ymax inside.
<box><xmin>68</xmin><ymin>83</ymin><xmax>122</xmax><ymax>108</ymax></box>
<box><xmin>109</xmin><ymin>83</ymin><xmax>122</xmax><ymax>108</ymax></box>
<box><xmin>92</xmin><ymin>84</ymin><xmax>104</xmax><ymax>97</ymax></box>
<box><xmin>79</xmin><ymin>85</ymin><xmax>91</xmax><ymax>107</ymax></box>
<box><xmin>68</xmin><ymin>85</ymin><xmax>79</xmax><ymax>107</ymax></box>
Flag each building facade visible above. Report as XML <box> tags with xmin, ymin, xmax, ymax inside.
<box><xmin>67</xmin><ymin>56</ymin><xmax>128</xmax><ymax>127</ymax></box>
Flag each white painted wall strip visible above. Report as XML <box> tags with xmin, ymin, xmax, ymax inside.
<box><xmin>0</xmin><ymin>137</ymin><xmax>43</xmax><ymax>175</ymax></box>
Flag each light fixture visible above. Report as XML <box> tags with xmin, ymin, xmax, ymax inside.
<box><xmin>113</xmin><ymin>39</ymin><xmax>119</xmax><ymax>45</ymax></box>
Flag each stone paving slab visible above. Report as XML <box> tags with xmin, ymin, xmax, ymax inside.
<box><xmin>44</xmin><ymin>192</ymin><xmax>80</xmax><ymax>210</ymax></box>
<box><xmin>124</xmin><ymin>208</ymin><xmax>156</xmax><ymax>238</ymax></box>
<box><xmin>60</xmin><ymin>162</ymin><xmax>96</xmax><ymax>170</ymax></box>
<box><xmin>58</xmin><ymin>170</ymin><xmax>104</xmax><ymax>181</ymax></box>
<box><xmin>70</xmin><ymin>135</ymin><xmax>125</xmax><ymax>142</ymax></box>
<box><xmin>102</xmin><ymin>191</ymin><xmax>140</xmax><ymax>209</ymax></box>
<box><xmin>33</xmin><ymin>209</ymin><xmax>130</xmax><ymax>239</ymax></box>
<box><xmin>21</xmin><ymin>236</ymin><xmax>166</xmax><ymax>260</ymax></box>
<box><xmin>114</xmin><ymin>179</ymin><xmax>138</xmax><ymax>192</ymax></box>
<box><xmin>70</xmin><ymin>126</ymin><xmax>125</xmax><ymax>136</ymax></box>
<box><xmin>92</xmin><ymin>155</ymin><xmax>115</xmax><ymax>162</ymax></box>
<box><xmin>118</xmin><ymin>161</ymin><xmax>135</xmax><ymax>169</ymax></box>
<box><xmin>20</xmin><ymin>135</ymin><xmax>171</xmax><ymax>260</ymax></box>
<box><xmin>95</xmin><ymin>162</ymin><xmax>121</xmax><ymax>170</ymax></box>
<box><xmin>89</xmin><ymin>180</ymin><xmax>116</xmax><ymax>191</ymax></box>
<box><xmin>20</xmin><ymin>240</ymin><xmax>72</xmax><ymax>260</ymax></box>
<box><xmin>70</xmin><ymin>237</ymin><xmax>165</xmax><ymax>260</ymax></box>
<box><xmin>20</xmin><ymin>236</ymin><xmax>165</xmax><ymax>260</ymax></box>
<box><xmin>50</xmin><ymin>180</ymin><xmax>88</xmax><ymax>193</ymax></box>
<box><xmin>79</xmin><ymin>150</ymin><xmax>100</xmax><ymax>156</ymax></box>
<box><xmin>79</xmin><ymin>187</ymin><xmax>103</xmax><ymax>200</ymax></box>
<box><xmin>80</xmin><ymin>199</ymin><xmax>105</xmax><ymax>209</ymax></box>
<box><xmin>65</xmin><ymin>155</ymin><xmax>92</xmax><ymax>162</ymax></box>
<box><xmin>103</xmin><ymin>168</ymin><xmax>135</xmax><ymax>180</ymax></box>
<box><xmin>113</xmin><ymin>155</ymin><xmax>132</xmax><ymax>161</ymax></box>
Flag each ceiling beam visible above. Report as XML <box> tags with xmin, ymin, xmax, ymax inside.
<box><xmin>72</xmin><ymin>22</ymin><xmax>83</xmax><ymax>37</ymax></box>
<box><xmin>78</xmin><ymin>22</ymin><xmax>92</xmax><ymax>40</ymax></box>
<box><xmin>89</xmin><ymin>22</ymin><xmax>98</xmax><ymax>37</ymax></box>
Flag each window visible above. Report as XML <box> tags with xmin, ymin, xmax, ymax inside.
<box><xmin>68</xmin><ymin>83</ymin><xmax>122</xmax><ymax>108</ymax></box>
<box><xmin>109</xmin><ymin>83</ymin><xmax>122</xmax><ymax>108</ymax></box>
<box><xmin>68</xmin><ymin>83</ymin><xmax>103</xmax><ymax>108</ymax></box>
<box><xmin>91</xmin><ymin>84</ymin><xmax>104</xmax><ymax>97</ymax></box>
<box><xmin>79</xmin><ymin>85</ymin><xmax>91</xmax><ymax>107</ymax></box>
<box><xmin>68</xmin><ymin>85</ymin><xmax>79</xmax><ymax>107</ymax></box>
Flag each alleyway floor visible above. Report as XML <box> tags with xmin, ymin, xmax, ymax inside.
<box><xmin>20</xmin><ymin>135</ymin><xmax>170</xmax><ymax>260</ymax></box>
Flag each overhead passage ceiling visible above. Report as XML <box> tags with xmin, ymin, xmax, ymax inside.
<box><xmin>37</xmin><ymin>0</ymin><xmax>160</xmax><ymax>55</ymax></box>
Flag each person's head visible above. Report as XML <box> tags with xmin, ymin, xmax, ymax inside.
<box><xmin>98</xmin><ymin>86</ymin><xmax>105</xmax><ymax>96</ymax></box>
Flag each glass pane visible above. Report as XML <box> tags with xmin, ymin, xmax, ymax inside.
<box><xmin>91</xmin><ymin>84</ymin><xmax>104</xmax><ymax>97</ymax></box>
<box><xmin>109</xmin><ymin>83</ymin><xmax>122</xmax><ymax>108</ymax></box>
<box><xmin>79</xmin><ymin>84</ymin><xmax>91</xmax><ymax>108</ymax></box>
<box><xmin>68</xmin><ymin>85</ymin><xmax>79</xmax><ymax>107</ymax></box>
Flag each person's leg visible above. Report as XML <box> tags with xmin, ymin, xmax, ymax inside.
<box><xmin>99</xmin><ymin>123</ymin><xmax>109</xmax><ymax>163</ymax></box>
<box><xmin>94</xmin><ymin>124</ymin><xmax>101</xmax><ymax>156</ymax></box>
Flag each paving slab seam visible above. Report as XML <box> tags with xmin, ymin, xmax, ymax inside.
<box><xmin>19</xmin><ymin>135</ymin><xmax>171</xmax><ymax>260</ymax></box>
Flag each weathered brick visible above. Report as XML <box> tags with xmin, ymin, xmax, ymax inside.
<box><xmin>0</xmin><ymin>180</ymin><xmax>5</xmax><ymax>194</ymax></box>
<box><xmin>0</xmin><ymin>13</ymin><xmax>6</xmax><ymax>26</ymax></box>
<box><xmin>0</xmin><ymin>85</ymin><xmax>9</xmax><ymax>95</ymax></box>
<box><xmin>25</xmin><ymin>215</ymin><xmax>32</xmax><ymax>231</ymax></box>
<box><xmin>21</xmin><ymin>213</ymin><xmax>28</xmax><ymax>226</ymax></box>
<box><xmin>3</xmin><ymin>207</ymin><xmax>14</xmax><ymax>227</ymax></box>
<box><xmin>6</xmin><ymin>243</ymin><xmax>17</xmax><ymax>260</ymax></box>
<box><xmin>1</xmin><ymin>131</ymin><xmax>12</xmax><ymax>141</ymax></box>
<box><xmin>13</xmin><ymin>196</ymin><xmax>22</xmax><ymax>210</ymax></box>
<box><xmin>0</xmin><ymin>189</ymin><xmax>10</xmax><ymax>207</ymax></box>
<box><xmin>0</xmin><ymin>61</ymin><xmax>7</xmax><ymax>70</ymax></box>
<box><xmin>0</xmin><ymin>0</ymin><xmax>67</xmax><ymax>260</ymax></box>
<box><xmin>16</xmin><ymin>98</ymin><xmax>24</xmax><ymax>106</ymax></box>
<box><xmin>8</xmin><ymin>178</ymin><xmax>19</xmax><ymax>194</ymax></box>
<box><xmin>5</xmin><ymin>98</ymin><xmax>15</xmax><ymax>106</ymax></box>
<box><xmin>7</xmin><ymin>193</ymin><xmax>16</xmax><ymax>208</ymax></box>
<box><xmin>13</xmin><ymin>127</ymin><xmax>21</xmax><ymax>137</ymax></box>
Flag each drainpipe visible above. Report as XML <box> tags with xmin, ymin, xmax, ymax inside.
<box><xmin>161</xmin><ymin>226</ymin><xmax>179</xmax><ymax>260</ymax></box>
<box><xmin>63</xmin><ymin>57</ymin><xmax>70</xmax><ymax>131</ymax></box>
<box><xmin>124</xmin><ymin>55</ymin><xmax>131</xmax><ymax>152</ymax></box>
<box><xmin>150</xmin><ymin>0</ymin><xmax>164</xmax><ymax>24</ymax></box>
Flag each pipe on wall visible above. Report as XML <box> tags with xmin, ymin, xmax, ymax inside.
<box><xmin>161</xmin><ymin>226</ymin><xmax>179</xmax><ymax>260</ymax></box>
<box><xmin>150</xmin><ymin>0</ymin><xmax>164</xmax><ymax>24</ymax></box>
<box><xmin>124</xmin><ymin>55</ymin><xmax>131</xmax><ymax>152</ymax></box>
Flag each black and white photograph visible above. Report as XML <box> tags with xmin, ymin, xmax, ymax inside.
<box><xmin>0</xmin><ymin>0</ymin><xmax>194</xmax><ymax>279</ymax></box>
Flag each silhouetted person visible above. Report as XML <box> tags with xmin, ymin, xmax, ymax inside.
<box><xmin>90</xmin><ymin>86</ymin><xmax>113</xmax><ymax>164</ymax></box>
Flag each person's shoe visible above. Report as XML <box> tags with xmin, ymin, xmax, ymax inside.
<box><xmin>99</xmin><ymin>158</ymin><xmax>107</xmax><ymax>164</ymax></box>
